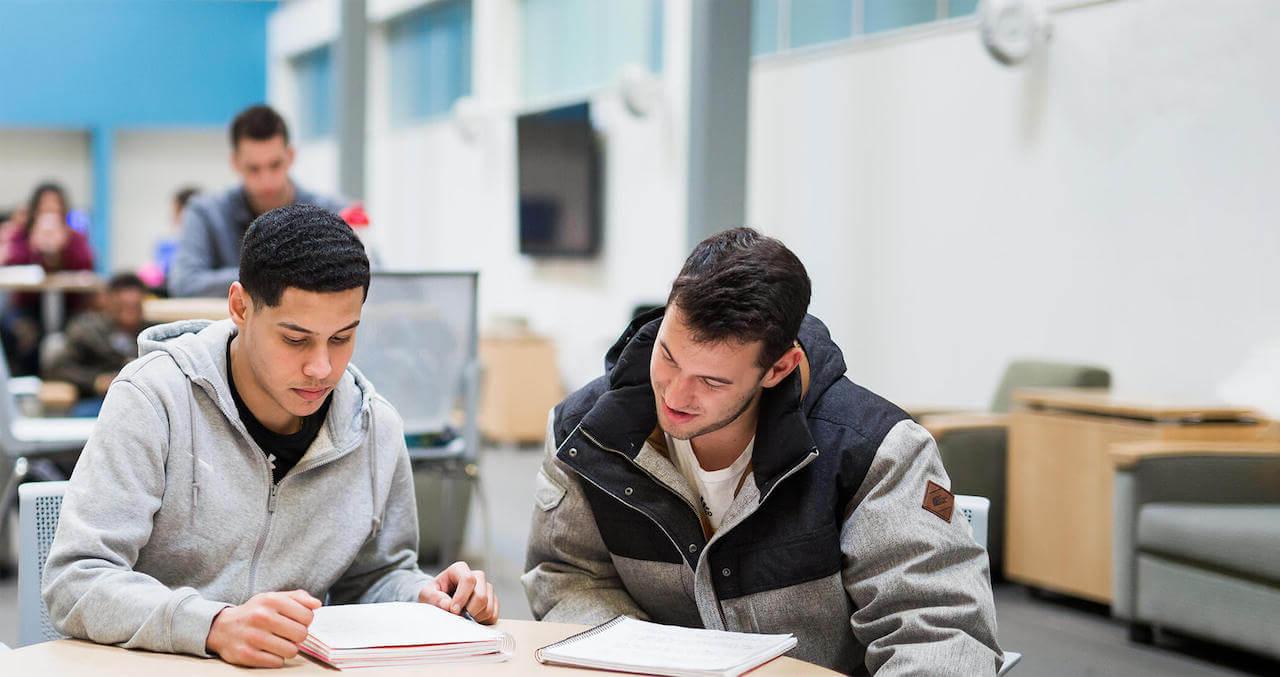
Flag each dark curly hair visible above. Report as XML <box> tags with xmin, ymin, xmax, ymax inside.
<box><xmin>239</xmin><ymin>203</ymin><xmax>369</xmax><ymax>308</ymax></box>
<box><xmin>667</xmin><ymin>227</ymin><xmax>811</xmax><ymax>369</ymax></box>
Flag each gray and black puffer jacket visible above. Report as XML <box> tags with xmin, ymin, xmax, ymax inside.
<box><xmin>522</xmin><ymin>309</ymin><xmax>1002</xmax><ymax>675</ymax></box>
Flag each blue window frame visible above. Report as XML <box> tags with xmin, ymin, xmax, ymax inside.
<box><xmin>292</xmin><ymin>46</ymin><xmax>333</xmax><ymax>139</ymax></box>
<box><xmin>521</xmin><ymin>0</ymin><xmax>663</xmax><ymax>102</ymax></box>
<box><xmin>753</xmin><ymin>0</ymin><xmax>980</xmax><ymax>57</ymax></box>
<box><xmin>387</xmin><ymin>0</ymin><xmax>473</xmax><ymax>125</ymax></box>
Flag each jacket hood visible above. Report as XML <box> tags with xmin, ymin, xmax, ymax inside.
<box><xmin>593</xmin><ymin>307</ymin><xmax>847</xmax><ymax>485</ymax></box>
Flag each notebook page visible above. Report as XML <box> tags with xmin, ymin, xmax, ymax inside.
<box><xmin>542</xmin><ymin>617</ymin><xmax>795</xmax><ymax>673</ymax></box>
<box><xmin>308</xmin><ymin>602</ymin><xmax>503</xmax><ymax>649</ymax></box>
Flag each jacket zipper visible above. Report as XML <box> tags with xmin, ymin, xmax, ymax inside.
<box><xmin>578</xmin><ymin>427</ymin><xmax>703</xmax><ymax>522</ymax></box>
<box><xmin>572</xmin><ymin>428</ymin><xmax>700</xmax><ymax>567</ymax></box>
<box><xmin>701</xmin><ymin>448</ymin><xmax>820</xmax><ymax>629</ymax></box>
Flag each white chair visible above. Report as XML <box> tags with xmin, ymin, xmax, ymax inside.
<box><xmin>0</xmin><ymin>353</ymin><xmax>97</xmax><ymax>574</ymax></box>
<box><xmin>957</xmin><ymin>494</ymin><xmax>1023</xmax><ymax>676</ymax></box>
<box><xmin>18</xmin><ymin>480</ymin><xmax>68</xmax><ymax>646</ymax></box>
<box><xmin>350</xmin><ymin>272</ymin><xmax>486</xmax><ymax>567</ymax></box>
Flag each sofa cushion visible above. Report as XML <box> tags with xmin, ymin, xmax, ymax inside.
<box><xmin>1137</xmin><ymin>503</ymin><xmax>1280</xmax><ymax>585</ymax></box>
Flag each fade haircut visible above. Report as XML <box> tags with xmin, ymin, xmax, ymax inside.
<box><xmin>239</xmin><ymin>204</ymin><xmax>370</xmax><ymax>308</ymax></box>
<box><xmin>667</xmin><ymin>227</ymin><xmax>812</xmax><ymax>369</ymax></box>
<box><xmin>230</xmin><ymin>104</ymin><xmax>290</xmax><ymax>149</ymax></box>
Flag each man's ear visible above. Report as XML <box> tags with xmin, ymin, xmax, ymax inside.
<box><xmin>228</xmin><ymin>282</ymin><xmax>251</xmax><ymax>328</ymax></box>
<box><xmin>761</xmin><ymin>345</ymin><xmax>803</xmax><ymax>389</ymax></box>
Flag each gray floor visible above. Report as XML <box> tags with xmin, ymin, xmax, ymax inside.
<box><xmin>2</xmin><ymin>445</ymin><xmax>1277</xmax><ymax>676</ymax></box>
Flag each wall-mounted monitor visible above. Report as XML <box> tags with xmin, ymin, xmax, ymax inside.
<box><xmin>516</xmin><ymin>102</ymin><xmax>601</xmax><ymax>257</ymax></box>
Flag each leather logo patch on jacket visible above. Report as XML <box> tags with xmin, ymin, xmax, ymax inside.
<box><xmin>922</xmin><ymin>480</ymin><xmax>954</xmax><ymax>523</ymax></box>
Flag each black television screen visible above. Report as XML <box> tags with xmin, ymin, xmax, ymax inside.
<box><xmin>517</xmin><ymin>102</ymin><xmax>601</xmax><ymax>257</ymax></box>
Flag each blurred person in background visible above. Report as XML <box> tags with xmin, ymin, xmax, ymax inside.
<box><xmin>0</xmin><ymin>205</ymin><xmax>30</xmax><ymax>262</ymax></box>
<box><xmin>43</xmin><ymin>273</ymin><xmax>149</xmax><ymax>417</ymax></box>
<box><xmin>138</xmin><ymin>186</ymin><xmax>200</xmax><ymax>292</ymax></box>
<box><xmin>168</xmin><ymin>105</ymin><xmax>345</xmax><ymax>298</ymax></box>
<box><xmin>1</xmin><ymin>182</ymin><xmax>96</xmax><ymax>375</ymax></box>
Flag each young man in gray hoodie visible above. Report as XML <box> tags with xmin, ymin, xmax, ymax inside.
<box><xmin>43</xmin><ymin>204</ymin><xmax>498</xmax><ymax>668</ymax></box>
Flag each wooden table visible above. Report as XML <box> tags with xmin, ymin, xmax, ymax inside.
<box><xmin>0</xmin><ymin>619</ymin><xmax>834</xmax><ymax>675</ymax></box>
<box><xmin>143</xmin><ymin>297</ymin><xmax>229</xmax><ymax>324</ymax></box>
<box><xmin>0</xmin><ymin>270</ymin><xmax>103</xmax><ymax>333</ymax></box>
<box><xmin>1005</xmin><ymin>387</ymin><xmax>1276</xmax><ymax>605</ymax></box>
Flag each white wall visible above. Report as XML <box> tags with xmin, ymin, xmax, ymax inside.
<box><xmin>748</xmin><ymin>0</ymin><xmax>1280</xmax><ymax>407</ymax></box>
<box><xmin>111</xmin><ymin>129</ymin><xmax>237</xmax><ymax>271</ymax></box>
<box><xmin>0</xmin><ymin>129</ymin><xmax>92</xmax><ymax>216</ymax></box>
<box><xmin>275</xmin><ymin>0</ymin><xmax>690</xmax><ymax>389</ymax></box>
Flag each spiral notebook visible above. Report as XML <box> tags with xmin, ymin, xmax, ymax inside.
<box><xmin>299</xmin><ymin>602</ymin><xmax>514</xmax><ymax>670</ymax></box>
<box><xmin>535</xmin><ymin>616</ymin><xmax>797</xmax><ymax>677</ymax></box>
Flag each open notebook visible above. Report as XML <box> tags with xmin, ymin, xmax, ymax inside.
<box><xmin>536</xmin><ymin>616</ymin><xmax>797</xmax><ymax>677</ymax></box>
<box><xmin>300</xmin><ymin>602</ymin><xmax>513</xmax><ymax>670</ymax></box>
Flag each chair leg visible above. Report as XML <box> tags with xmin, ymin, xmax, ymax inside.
<box><xmin>1128</xmin><ymin>622</ymin><xmax>1155</xmax><ymax>645</ymax></box>
<box><xmin>0</xmin><ymin>456</ymin><xmax>29</xmax><ymax>577</ymax></box>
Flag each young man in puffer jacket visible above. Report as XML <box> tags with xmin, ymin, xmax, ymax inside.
<box><xmin>524</xmin><ymin>227</ymin><xmax>1001</xmax><ymax>675</ymax></box>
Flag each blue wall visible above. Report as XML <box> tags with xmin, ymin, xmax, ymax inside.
<box><xmin>0</xmin><ymin>0</ymin><xmax>276</xmax><ymax>270</ymax></box>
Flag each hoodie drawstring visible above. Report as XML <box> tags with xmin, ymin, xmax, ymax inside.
<box><xmin>189</xmin><ymin>386</ymin><xmax>200</xmax><ymax>520</ymax></box>
<box><xmin>367</xmin><ymin>407</ymin><xmax>382</xmax><ymax>538</ymax></box>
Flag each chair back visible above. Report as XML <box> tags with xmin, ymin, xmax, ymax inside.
<box><xmin>990</xmin><ymin>360</ymin><xmax>1110</xmax><ymax>413</ymax></box>
<box><xmin>956</xmin><ymin>494</ymin><xmax>990</xmax><ymax>549</ymax></box>
<box><xmin>18</xmin><ymin>480</ymin><xmax>68</xmax><ymax>646</ymax></box>
<box><xmin>351</xmin><ymin>272</ymin><xmax>479</xmax><ymax>437</ymax></box>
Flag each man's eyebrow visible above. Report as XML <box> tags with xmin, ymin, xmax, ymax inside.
<box><xmin>659</xmin><ymin>340</ymin><xmax>734</xmax><ymax>385</ymax></box>
<box><xmin>277</xmin><ymin>320</ymin><xmax>360</xmax><ymax>334</ymax></box>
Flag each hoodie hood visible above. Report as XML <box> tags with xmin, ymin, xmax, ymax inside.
<box><xmin>139</xmin><ymin>319</ymin><xmax>376</xmax><ymax>465</ymax></box>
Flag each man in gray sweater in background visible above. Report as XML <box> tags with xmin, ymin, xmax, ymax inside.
<box><xmin>44</xmin><ymin>204</ymin><xmax>498</xmax><ymax>668</ymax></box>
<box><xmin>168</xmin><ymin>104</ymin><xmax>345</xmax><ymax>298</ymax></box>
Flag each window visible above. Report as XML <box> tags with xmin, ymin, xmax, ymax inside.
<box><xmin>292</xmin><ymin>46</ymin><xmax>334</xmax><ymax>139</ymax></box>
<box><xmin>387</xmin><ymin>0</ymin><xmax>473</xmax><ymax>125</ymax></box>
<box><xmin>521</xmin><ymin>0</ymin><xmax>663</xmax><ymax>102</ymax></box>
<box><xmin>753</xmin><ymin>0</ymin><xmax>980</xmax><ymax>57</ymax></box>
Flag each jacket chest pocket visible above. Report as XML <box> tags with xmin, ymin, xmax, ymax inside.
<box><xmin>582</xmin><ymin>482</ymin><xmax>684</xmax><ymax>564</ymax></box>
<box><xmin>712</xmin><ymin>523</ymin><xmax>843</xmax><ymax>600</ymax></box>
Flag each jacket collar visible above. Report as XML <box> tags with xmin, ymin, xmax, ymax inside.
<box><xmin>577</xmin><ymin>308</ymin><xmax>820</xmax><ymax>491</ymax></box>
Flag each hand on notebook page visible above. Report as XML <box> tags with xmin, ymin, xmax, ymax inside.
<box><xmin>206</xmin><ymin>589</ymin><xmax>323</xmax><ymax>668</ymax></box>
<box><xmin>418</xmin><ymin>561</ymin><xmax>500</xmax><ymax>624</ymax></box>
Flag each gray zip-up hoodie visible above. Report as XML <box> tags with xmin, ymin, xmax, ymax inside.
<box><xmin>42</xmin><ymin>319</ymin><xmax>433</xmax><ymax>657</ymax></box>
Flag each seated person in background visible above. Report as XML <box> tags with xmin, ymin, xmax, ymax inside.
<box><xmin>42</xmin><ymin>273</ymin><xmax>149</xmax><ymax>416</ymax></box>
<box><xmin>0</xmin><ymin>205</ymin><xmax>29</xmax><ymax>261</ymax></box>
<box><xmin>139</xmin><ymin>186</ymin><xmax>201</xmax><ymax>291</ymax></box>
<box><xmin>524</xmin><ymin>228</ymin><xmax>1001</xmax><ymax>675</ymax></box>
<box><xmin>2</xmin><ymin>182</ymin><xmax>95</xmax><ymax>375</ymax></box>
<box><xmin>169</xmin><ymin>105</ymin><xmax>345</xmax><ymax>298</ymax></box>
<box><xmin>44</xmin><ymin>204</ymin><xmax>497</xmax><ymax>669</ymax></box>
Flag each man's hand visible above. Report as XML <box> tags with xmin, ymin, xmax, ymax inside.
<box><xmin>206</xmin><ymin>590</ymin><xmax>321</xmax><ymax>668</ymax></box>
<box><xmin>418</xmin><ymin>561</ymin><xmax>499</xmax><ymax>624</ymax></box>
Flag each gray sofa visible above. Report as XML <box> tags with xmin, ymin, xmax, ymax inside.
<box><xmin>1111</xmin><ymin>442</ymin><xmax>1280</xmax><ymax>659</ymax></box>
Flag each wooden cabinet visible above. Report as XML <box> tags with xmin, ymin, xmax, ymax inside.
<box><xmin>1005</xmin><ymin>388</ymin><xmax>1275</xmax><ymax>604</ymax></box>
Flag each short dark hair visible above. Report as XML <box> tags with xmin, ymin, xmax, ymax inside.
<box><xmin>107</xmin><ymin>272</ymin><xmax>148</xmax><ymax>294</ymax></box>
<box><xmin>229</xmin><ymin>104</ymin><xmax>290</xmax><ymax>149</ymax></box>
<box><xmin>174</xmin><ymin>186</ymin><xmax>200</xmax><ymax>212</ymax></box>
<box><xmin>239</xmin><ymin>204</ymin><xmax>370</xmax><ymax>308</ymax></box>
<box><xmin>667</xmin><ymin>227</ymin><xmax>812</xmax><ymax>368</ymax></box>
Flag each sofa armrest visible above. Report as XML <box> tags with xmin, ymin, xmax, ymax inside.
<box><xmin>919</xmin><ymin>412</ymin><xmax>1008</xmax><ymax>438</ymax></box>
<box><xmin>1110</xmin><ymin>440</ymin><xmax>1280</xmax><ymax>470</ymax></box>
<box><xmin>904</xmin><ymin>405</ymin><xmax>980</xmax><ymax>420</ymax></box>
<box><xmin>1110</xmin><ymin>442</ymin><xmax>1280</xmax><ymax>620</ymax></box>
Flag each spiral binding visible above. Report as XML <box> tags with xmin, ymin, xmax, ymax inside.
<box><xmin>534</xmin><ymin>615</ymin><xmax>629</xmax><ymax>663</ymax></box>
